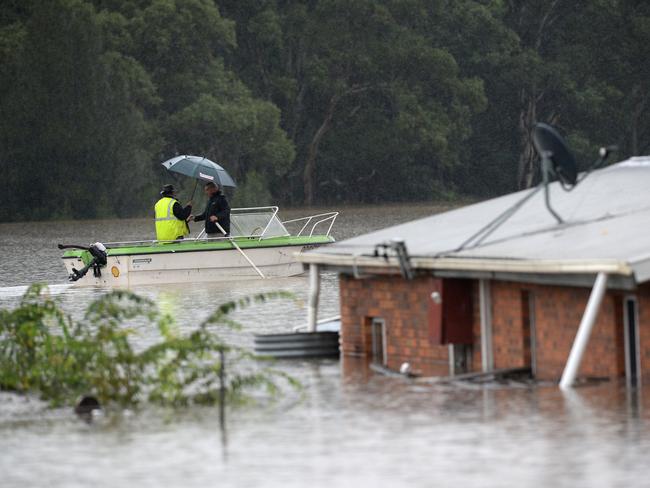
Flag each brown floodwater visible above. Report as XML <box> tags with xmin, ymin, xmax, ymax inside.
<box><xmin>1</xmin><ymin>203</ymin><xmax>649</xmax><ymax>488</ymax></box>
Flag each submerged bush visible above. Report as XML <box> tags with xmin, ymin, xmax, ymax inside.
<box><xmin>0</xmin><ymin>284</ymin><xmax>299</xmax><ymax>409</ymax></box>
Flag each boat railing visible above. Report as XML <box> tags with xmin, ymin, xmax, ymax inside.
<box><xmin>281</xmin><ymin>211</ymin><xmax>339</xmax><ymax>237</ymax></box>
<box><xmin>101</xmin><ymin>235</ymin><xmax>232</xmax><ymax>247</ymax></box>
<box><xmin>99</xmin><ymin>207</ymin><xmax>336</xmax><ymax>246</ymax></box>
<box><xmin>197</xmin><ymin>206</ymin><xmax>286</xmax><ymax>240</ymax></box>
<box><xmin>235</xmin><ymin>206</ymin><xmax>282</xmax><ymax>239</ymax></box>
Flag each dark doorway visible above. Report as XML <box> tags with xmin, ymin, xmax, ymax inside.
<box><xmin>624</xmin><ymin>296</ymin><xmax>640</xmax><ymax>387</ymax></box>
<box><xmin>371</xmin><ymin>318</ymin><xmax>387</xmax><ymax>366</ymax></box>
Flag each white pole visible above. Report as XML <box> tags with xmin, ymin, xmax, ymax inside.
<box><xmin>216</xmin><ymin>222</ymin><xmax>265</xmax><ymax>279</ymax></box>
<box><xmin>559</xmin><ymin>272</ymin><xmax>608</xmax><ymax>389</ymax></box>
<box><xmin>479</xmin><ymin>279</ymin><xmax>494</xmax><ymax>373</ymax></box>
<box><xmin>307</xmin><ymin>263</ymin><xmax>320</xmax><ymax>332</ymax></box>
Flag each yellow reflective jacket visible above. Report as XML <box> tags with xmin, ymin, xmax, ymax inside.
<box><xmin>154</xmin><ymin>197</ymin><xmax>188</xmax><ymax>241</ymax></box>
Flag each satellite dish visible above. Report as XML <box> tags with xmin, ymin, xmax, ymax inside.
<box><xmin>532</xmin><ymin>123</ymin><xmax>578</xmax><ymax>186</ymax></box>
<box><xmin>452</xmin><ymin>122</ymin><xmax>611</xmax><ymax>253</ymax></box>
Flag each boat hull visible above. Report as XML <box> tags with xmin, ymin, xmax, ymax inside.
<box><xmin>62</xmin><ymin>239</ymin><xmax>330</xmax><ymax>286</ymax></box>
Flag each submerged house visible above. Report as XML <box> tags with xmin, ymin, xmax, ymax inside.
<box><xmin>299</xmin><ymin>157</ymin><xmax>650</xmax><ymax>388</ymax></box>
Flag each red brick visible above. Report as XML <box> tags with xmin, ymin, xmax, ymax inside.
<box><xmin>339</xmin><ymin>274</ymin><xmax>650</xmax><ymax>382</ymax></box>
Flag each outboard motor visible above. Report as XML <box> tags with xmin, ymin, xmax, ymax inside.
<box><xmin>67</xmin><ymin>242</ymin><xmax>108</xmax><ymax>282</ymax></box>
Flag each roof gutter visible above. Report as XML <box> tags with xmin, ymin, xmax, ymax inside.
<box><xmin>298</xmin><ymin>252</ymin><xmax>634</xmax><ymax>276</ymax></box>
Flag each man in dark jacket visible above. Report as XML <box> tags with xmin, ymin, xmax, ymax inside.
<box><xmin>190</xmin><ymin>182</ymin><xmax>230</xmax><ymax>237</ymax></box>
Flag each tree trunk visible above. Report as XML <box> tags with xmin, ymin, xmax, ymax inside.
<box><xmin>514</xmin><ymin>0</ymin><xmax>564</xmax><ymax>189</ymax></box>
<box><xmin>517</xmin><ymin>91</ymin><xmax>537</xmax><ymax>189</ymax></box>
<box><xmin>630</xmin><ymin>85</ymin><xmax>647</xmax><ymax>156</ymax></box>
<box><xmin>303</xmin><ymin>94</ymin><xmax>339</xmax><ymax>206</ymax></box>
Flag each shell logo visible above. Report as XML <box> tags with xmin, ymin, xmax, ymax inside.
<box><xmin>111</xmin><ymin>266</ymin><xmax>120</xmax><ymax>278</ymax></box>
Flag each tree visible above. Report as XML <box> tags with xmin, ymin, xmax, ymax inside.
<box><xmin>0</xmin><ymin>0</ymin><xmax>158</xmax><ymax>220</ymax></box>
<box><xmin>3</xmin><ymin>0</ymin><xmax>648</xmax><ymax>218</ymax></box>
<box><xmin>219</xmin><ymin>0</ymin><xmax>486</xmax><ymax>205</ymax></box>
<box><xmin>438</xmin><ymin>0</ymin><xmax>641</xmax><ymax>193</ymax></box>
<box><xmin>574</xmin><ymin>0</ymin><xmax>650</xmax><ymax>157</ymax></box>
<box><xmin>131</xmin><ymin>0</ymin><xmax>295</xmax><ymax>198</ymax></box>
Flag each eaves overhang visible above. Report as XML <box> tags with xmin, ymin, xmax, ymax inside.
<box><xmin>298</xmin><ymin>252</ymin><xmax>642</xmax><ymax>290</ymax></box>
<box><xmin>298</xmin><ymin>251</ymin><xmax>633</xmax><ymax>276</ymax></box>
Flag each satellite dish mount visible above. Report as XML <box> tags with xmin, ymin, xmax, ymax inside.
<box><xmin>532</xmin><ymin>123</ymin><xmax>579</xmax><ymax>224</ymax></box>
<box><xmin>539</xmin><ymin>149</ymin><xmax>564</xmax><ymax>223</ymax></box>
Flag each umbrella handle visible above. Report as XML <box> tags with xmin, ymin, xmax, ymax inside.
<box><xmin>189</xmin><ymin>180</ymin><xmax>199</xmax><ymax>201</ymax></box>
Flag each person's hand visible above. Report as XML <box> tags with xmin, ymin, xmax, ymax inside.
<box><xmin>185</xmin><ymin>200</ymin><xmax>193</xmax><ymax>207</ymax></box>
<box><xmin>187</xmin><ymin>215</ymin><xmax>194</xmax><ymax>222</ymax></box>
<box><xmin>209</xmin><ymin>215</ymin><xmax>218</xmax><ymax>223</ymax></box>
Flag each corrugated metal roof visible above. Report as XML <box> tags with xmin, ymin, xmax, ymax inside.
<box><xmin>302</xmin><ymin>158</ymin><xmax>650</xmax><ymax>284</ymax></box>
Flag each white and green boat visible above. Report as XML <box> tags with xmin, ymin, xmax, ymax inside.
<box><xmin>61</xmin><ymin>207</ymin><xmax>337</xmax><ymax>286</ymax></box>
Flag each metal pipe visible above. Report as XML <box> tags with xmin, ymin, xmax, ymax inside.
<box><xmin>310</xmin><ymin>214</ymin><xmax>339</xmax><ymax>236</ymax></box>
<box><xmin>542</xmin><ymin>154</ymin><xmax>564</xmax><ymax>224</ymax></box>
<box><xmin>298</xmin><ymin>217</ymin><xmax>312</xmax><ymax>237</ymax></box>
<box><xmin>325</xmin><ymin>212</ymin><xmax>339</xmax><ymax>236</ymax></box>
<box><xmin>448</xmin><ymin>344</ymin><xmax>456</xmax><ymax>376</ymax></box>
<box><xmin>216</xmin><ymin>222</ymin><xmax>265</xmax><ymax>279</ymax></box>
<box><xmin>479</xmin><ymin>279</ymin><xmax>493</xmax><ymax>372</ymax></box>
<box><xmin>307</xmin><ymin>263</ymin><xmax>320</xmax><ymax>332</ymax></box>
<box><xmin>559</xmin><ymin>272</ymin><xmax>608</xmax><ymax>389</ymax></box>
<box><xmin>281</xmin><ymin>212</ymin><xmax>339</xmax><ymax>237</ymax></box>
<box><xmin>258</xmin><ymin>206</ymin><xmax>280</xmax><ymax>239</ymax></box>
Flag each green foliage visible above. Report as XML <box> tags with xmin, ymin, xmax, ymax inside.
<box><xmin>0</xmin><ymin>0</ymin><xmax>161</xmax><ymax>221</ymax></box>
<box><xmin>231</xmin><ymin>170</ymin><xmax>273</xmax><ymax>207</ymax></box>
<box><xmin>0</xmin><ymin>284</ymin><xmax>299</xmax><ymax>409</ymax></box>
<box><xmin>165</xmin><ymin>80</ymin><xmax>295</xmax><ymax>182</ymax></box>
<box><xmin>1</xmin><ymin>0</ymin><xmax>649</xmax><ymax>217</ymax></box>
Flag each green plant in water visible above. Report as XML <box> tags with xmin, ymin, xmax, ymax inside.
<box><xmin>0</xmin><ymin>284</ymin><xmax>300</xmax><ymax>409</ymax></box>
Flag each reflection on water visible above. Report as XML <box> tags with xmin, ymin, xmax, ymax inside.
<box><xmin>1</xmin><ymin>204</ymin><xmax>649</xmax><ymax>487</ymax></box>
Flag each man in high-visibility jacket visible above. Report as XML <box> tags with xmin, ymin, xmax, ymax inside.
<box><xmin>154</xmin><ymin>184</ymin><xmax>192</xmax><ymax>241</ymax></box>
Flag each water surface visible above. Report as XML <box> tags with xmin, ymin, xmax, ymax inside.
<box><xmin>1</xmin><ymin>204</ymin><xmax>648</xmax><ymax>487</ymax></box>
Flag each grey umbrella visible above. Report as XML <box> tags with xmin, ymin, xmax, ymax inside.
<box><xmin>161</xmin><ymin>155</ymin><xmax>237</xmax><ymax>188</ymax></box>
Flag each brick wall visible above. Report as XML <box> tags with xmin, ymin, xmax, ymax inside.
<box><xmin>489</xmin><ymin>281</ymin><xmax>625</xmax><ymax>381</ymax></box>
<box><xmin>339</xmin><ymin>273</ymin><xmax>650</xmax><ymax>383</ymax></box>
<box><xmin>339</xmin><ymin>274</ymin><xmax>451</xmax><ymax>376</ymax></box>
<box><xmin>490</xmin><ymin>281</ymin><xmax>529</xmax><ymax>371</ymax></box>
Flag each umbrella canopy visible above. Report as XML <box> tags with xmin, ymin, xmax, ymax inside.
<box><xmin>161</xmin><ymin>155</ymin><xmax>237</xmax><ymax>187</ymax></box>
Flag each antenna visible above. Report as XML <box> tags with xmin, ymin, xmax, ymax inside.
<box><xmin>532</xmin><ymin>123</ymin><xmax>578</xmax><ymax>223</ymax></box>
